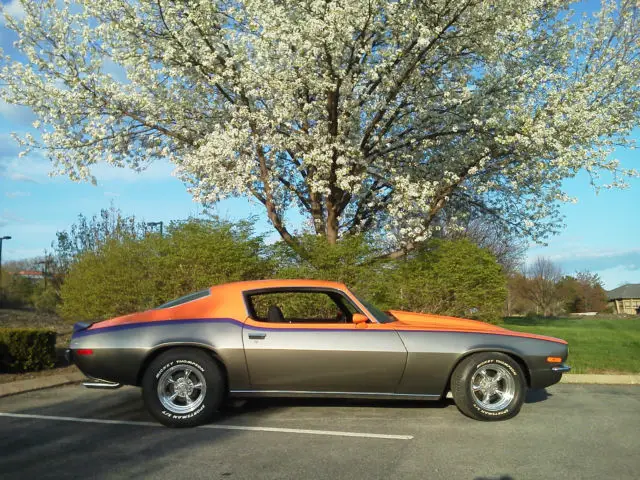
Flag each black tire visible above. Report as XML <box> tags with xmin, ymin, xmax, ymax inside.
<box><xmin>142</xmin><ymin>348</ymin><xmax>225</xmax><ymax>428</ymax></box>
<box><xmin>451</xmin><ymin>352</ymin><xmax>526</xmax><ymax>421</ymax></box>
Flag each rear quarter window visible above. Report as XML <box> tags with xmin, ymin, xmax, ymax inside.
<box><xmin>155</xmin><ymin>289</ymin><xmax>210</xmax><ymax>309</ymax></box>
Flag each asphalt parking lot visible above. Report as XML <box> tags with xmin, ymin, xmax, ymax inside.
<box><xmin>0</xmin><ymin>384</ymin><xmax>638</xmax><ymax>480</ymax></box>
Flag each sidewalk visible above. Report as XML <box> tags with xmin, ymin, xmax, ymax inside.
<box><xmin>0</xmin><ymin>370</ymin><xmax>85</xmax><ymax>398</ymax></box>
<box><xmin>561</xmin><ymin>374</ymin><xmax>640</xmax><ymax>385</ymax></box>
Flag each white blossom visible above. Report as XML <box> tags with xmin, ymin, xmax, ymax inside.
<box><xmin>1</xmin><ymin>0</ymin><xmax>638</xmax><ymax>251</ymax></box>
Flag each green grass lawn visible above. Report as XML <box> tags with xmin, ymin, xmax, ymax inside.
<box><xmin>500</xmin><ymin>316</ymin><xmax>640</xmax><ymax>374</ymax></box>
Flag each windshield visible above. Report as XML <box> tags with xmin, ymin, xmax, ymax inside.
<box><xmin>350</xmin><ymin>290</ymin><xmax>395</xmax><ymax>324</ymax></box>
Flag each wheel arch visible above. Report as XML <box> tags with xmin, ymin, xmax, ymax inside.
<box><xmin>444</xmin><ymin>348</ymin><xmax>531</xmax><ymax>396</ymax></box>
<box><xmin>136</xmin><ymin>343</ymin><xmax>229</xmax><ymax>390</ymax></box>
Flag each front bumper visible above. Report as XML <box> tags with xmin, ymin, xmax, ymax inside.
<box><xmin>530</xmin><ymin>364</ymin><xmax>571</xmax><ymax>390</ymax></box>
<box><xmin>551</xmin><ymin>364</ymin><xmax>571</xmax><ymax>373</ymax></box>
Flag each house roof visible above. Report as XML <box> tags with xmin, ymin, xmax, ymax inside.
<box><xmin>606</xmin><ymin>284</ymin><xmax>640</xmax><ymax>300</ymax></box>
<box><xmin>17</xmin><ymin>270</ymin><xmax>44</xmax><ymax>277</ymax></box>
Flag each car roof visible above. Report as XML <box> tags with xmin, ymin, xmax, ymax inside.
<box><xmin>210</xmin><ymin>279</ymin><xmax>348</xmax><ymax>292</ymax></box>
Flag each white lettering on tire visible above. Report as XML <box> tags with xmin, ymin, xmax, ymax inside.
<box><xmin>161</xmin><ymin>404</ymin><xmax>206</xmax><ymax>420</ymax></box>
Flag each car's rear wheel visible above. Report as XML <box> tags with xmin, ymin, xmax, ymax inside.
<box><xmin>451</xmin><ymin>352</ymin><xmax>526</xmax><ymax>421</ymax></box>
<box><xmin>142</xmin><ymin>348</ymin><xmax>224</xmax><ymax>427</ymax></box>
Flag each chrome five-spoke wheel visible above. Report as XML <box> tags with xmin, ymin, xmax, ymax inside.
<box><xmin>143</xmin><ymin>348</ymin><xmax>224</xmax><ymax>427</ymax></box>
<box><xmin>451</xmin><ymin>352</ymin><xmax>526</xmax><ymax>421</ymax></box>
<box><xmin>470</xmin><ymin>363</ymin><xmax>515</xmax><ymax>412</ymax></box>
<box><xmin>157</xmin><ymin>364</ymin><xmax>207</xmax><ymax>414</ymax></box>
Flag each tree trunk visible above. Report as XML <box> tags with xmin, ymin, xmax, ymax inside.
<box><xmin>326</xmin><ymin>204</ymin><xmax>339</xmax><ymax>244</ymax></box>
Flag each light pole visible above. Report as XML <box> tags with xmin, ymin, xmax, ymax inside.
<box><xmin>36</xmin><ymin>257</ymin><xmax>50</xmax><ymax>290</ymax></box>
<box><xmin>0</xmin><ymin>236</ymin><xmax>12</xmax><ymax>308</ymax></box>
<box><xmin>146</xmin><ymin>221</ymin><xmax>163</xmax><ymax>237</ymax></box>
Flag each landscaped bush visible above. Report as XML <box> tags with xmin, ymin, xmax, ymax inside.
<box><xmin>59</xmin><ymin>218</ymin><xmax>272</xmax><ymax>322</ymax></box>
<box><xmin>32</xmin><ymin>288</ymin><xmax>60</xmax><ymax>314</ymax></box>
<box><xmin>0</xmin><ymin>328</ymin><xmax>57</xmax><ymax>373</ymax></box>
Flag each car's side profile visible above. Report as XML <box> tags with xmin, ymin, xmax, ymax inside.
<box><xmin>67</xmin><ymin>279</ymin><xmax>570</xmax><ymax>427</ymax></box>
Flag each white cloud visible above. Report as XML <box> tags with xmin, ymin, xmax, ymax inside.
<box><xmin>0</xmin><ymin>100</ymin><xmax>35</xmax><ymax>126</ymax></box>
<box><xmin>1</xmin><ymin>247</ymin><xmax>47</xmax><ymax>260</ymax></box>
<box><xmin>593</xmin><ymin>265</ymin><xmax>640</xmax><ymax>291</ymax></box>
<box><xmin>0</xmin><ymin>1</ymin><xmax>26</xmax><ymax>26</ymax></box>
<box><xmin>527</xmin><ymin>247</ymin><xmax>640</xmax><ymax>289</ymax></box>
<box><xmin>88</xmin><ymin>159</ymin><xmax>177</xmax><ymax>183</ymax></box>
<box><xmin>6</xmin><ymin>172</ymin><xmax>39</xmax><ymax>183</ymax></box>
<box><xmin>544</xmin><ymin>247</ymin><xmax>640</xmax><ymax>262</ymax></box>
<box><xmin>0</xmin><ymin>132</ymin><xmax>21</xmax><ymax>157</ymax></box>
<box><xmin>1</xmin><ymin>147</ymin><xmax>177</xmax><ymax>185</ymax></box>
<box><xmin>4</xmin><ymin>190</ymin><xmax>30</xmax><ymax>198</ymax></box>
<box><xmin>0</xmin><ymin>209</ymin><xmax>25</xmax><ymax>226</ymax></box>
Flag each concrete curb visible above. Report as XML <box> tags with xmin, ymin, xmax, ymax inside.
<box><xmin>0</xmin><ymin>371</ymin><xmax>85</xmax><ymax>398</ymax></box>
<box><xmin>560</xmin><ymin>374</ymin><xmax>640</xmax><ymax>385</ymax></box>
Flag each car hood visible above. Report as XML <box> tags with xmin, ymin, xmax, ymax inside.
<box><xmin>387</xmin><ymin>310</ymin><xmax>567</xmax><ymax>344</ymax></box>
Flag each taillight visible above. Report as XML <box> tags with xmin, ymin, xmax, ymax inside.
<box><xmin>76</xmin><ymin>349</ymin><xmax>94</xmax><ymax>356</ymax></box>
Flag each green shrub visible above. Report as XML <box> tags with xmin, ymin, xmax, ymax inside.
<box><xmin>271</xmin><ymin>236</ymin><xmax>506</xmax><ymax>323</ymax></box>
<box><xmin>0</xmin><ymin>328</ymin><xmax>57</xmax><ymax>373</ymax></box>
<box><xmin>0</xmin><ymin>273</ymin><xmax>37</xmax><ymax>309</ymax></box>
<box><xmin>390</xmin><ymin>239</ymin><xmax>507</xmax><ymax>323</ymax></box>
<box><xmin>59</xmin><ymin>218</ymin><xmax>272</xmax><ymax>322</ymax></box>
<box><xmin>32</xmin><ymin>288</ymin><xmax>60</xmax><ymax>314</ymax></box>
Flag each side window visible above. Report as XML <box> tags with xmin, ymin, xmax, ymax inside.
<box><xmin>248</xmin><ymin>291</ymin><xmax>356</xmax><ymax>323</ymax></box>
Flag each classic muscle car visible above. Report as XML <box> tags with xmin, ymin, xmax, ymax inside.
<box><xmin>67</xmin><ymin>279</ymin><xmax>570</xmax><ymax>427</ymax></box>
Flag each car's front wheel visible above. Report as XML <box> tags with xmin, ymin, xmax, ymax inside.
<box><xmin>451</xmin><ymin>352</ymin><xmax>526</xmax><ymax>421</ymax></box>
<box><xmin>142</xmin><ymin>348</ymin><xmax>224</xmax><ymax>427</ymax></box>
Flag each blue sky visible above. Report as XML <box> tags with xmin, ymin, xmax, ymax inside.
<box><xmin>1</xmin><ymin>0</ymin><xmax>638</xmax><ymax>290</ymax></box>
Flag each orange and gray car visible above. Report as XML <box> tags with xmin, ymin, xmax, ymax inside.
<box><xmin>67</xmin><ymin>279</ymin><xmax>570</xmax><ymax>427</ymax></box>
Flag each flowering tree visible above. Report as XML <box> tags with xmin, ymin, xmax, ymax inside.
<box><xmin>1</xmin><ymin>1</ymin><xmax>638</xmax><ymax>255</ymax></box>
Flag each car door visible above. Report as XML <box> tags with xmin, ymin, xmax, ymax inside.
<box><xmin>241</xmin><ymin>288</ymin><xmax>407</xmax><ymax>393</ymax></box>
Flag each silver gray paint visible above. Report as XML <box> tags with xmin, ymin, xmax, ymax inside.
<box><xmin>70</xmin><ymin>317</ymin><xmax>568</xmax><ymax>399</ymax></box>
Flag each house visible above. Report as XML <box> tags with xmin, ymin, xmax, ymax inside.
<box><xmin>15</xmin><ymin>270</ymin><xmax>45</xmax><ymax>281</ymax></box>
<box><xmin>606</xmin><ymin>284</ymin><xmax>640</xmax><ymax>315</ymax></box>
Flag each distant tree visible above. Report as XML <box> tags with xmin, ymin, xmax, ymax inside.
<box><xmin>444</xmin><ymin>216</ymin><xmax>526</xmax><ymax>274</ymax></box>
<box><xmin>2</xmin><ymin>258</ymin><xmax>42</xmax><ymax>272</ymax></box>
<box><xmin>522</xmin><ymin>257</ymin><xmax>563</xmax><ymax>316</ymax></box>
<box><xmin>505</xmin><ymin>272</ymin><xmax>533</xmax><ymax>316</ymax></box>
<box><xmin>558</xmin><ymin>271</ymin><xmax>608</xmax><ymax>313</ymax></box>
<box><xmin>52</xmin><ymin>205</ymin><xmax>146</xmax><ymax>272</ymax></box>
<box><xmin>0</xmin><ymin>273</ymin><xmax>36</xmax><ymax>309</ymax></box>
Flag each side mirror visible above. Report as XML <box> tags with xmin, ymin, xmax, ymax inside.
<box><xmin>352</xmin><ymin>313</ymin><xmax>369</xmax><ymax>324</ymax></box>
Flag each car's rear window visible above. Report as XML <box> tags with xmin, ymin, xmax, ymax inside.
<box><xmin>155</xmin><ymin>289</ymin><xmax>210</xmax><ymax>309</ymax></box>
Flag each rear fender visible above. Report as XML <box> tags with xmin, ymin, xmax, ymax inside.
<box><xmin>135</xmin><ymin>342</ymin><xmax>230</xmax><ymax>388</ymax></box>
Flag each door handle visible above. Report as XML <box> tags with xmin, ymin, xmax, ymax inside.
<box><xmin>248</xmin><ymin>332</ymin><xmax>267</xmax><ymax>340</ymax></box>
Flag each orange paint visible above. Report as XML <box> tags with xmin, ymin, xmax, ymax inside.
<box><xmin>85</xmin><ymin>279</ymin><xmax>567</xmax><ymax>345</ymax></box>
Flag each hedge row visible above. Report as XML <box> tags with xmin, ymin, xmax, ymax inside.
<box><xmin>0</xmin><ymin>328</ymin><xmax>57</xmax><ymax>373</ymax></box>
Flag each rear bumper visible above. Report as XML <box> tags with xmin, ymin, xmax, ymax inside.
<box><xmin>66</xmin><ymin>349</ymin><xmax>121</xmax><ymax>389</ymax></box>
<box><xmin>530</xmin><ymin>364</ymin><xmax>571</xmax><ymax>389</ymax></box>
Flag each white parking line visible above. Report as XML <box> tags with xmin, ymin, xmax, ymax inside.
<box><xmin>0</xmin><ymin>412</ymin><xmax>413</xmax><ymax>440</ymax></box>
